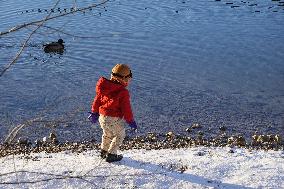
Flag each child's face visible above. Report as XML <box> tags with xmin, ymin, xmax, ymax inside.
<box><xmin>124</xmin><ymin>78</ymin><xmax>132</xmax><ymax>87</ymax></box>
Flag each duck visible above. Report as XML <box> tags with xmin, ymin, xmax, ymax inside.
<box><xmin>43</xmin><ymin>39</ymin><xmax>64</xmax><ymax>53</ymax></box>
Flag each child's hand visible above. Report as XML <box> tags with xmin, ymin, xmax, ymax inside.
<box><xmin>128</xmin><ymin>121</ymin><xmax>138</xmax><ymax>131</ymax></box>
<box><xmin>88</xmin><ymin>112</ymin><xmax>99</xmax><ymax>124</ymax></box>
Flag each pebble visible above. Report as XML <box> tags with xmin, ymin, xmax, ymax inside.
<box><xmin>192</xmin><ymin>123</ymin><xmax>202</xmax><ymax>129</ymax></box>
<box><xmin>219</xmin><ymin>126</ymin><xmax>227</xmax><ymax>131</ymax></box>
<box><xmin>186</xmin><ymin>128</ymin><xmax>192</xmax><ymax>133</ymax></box>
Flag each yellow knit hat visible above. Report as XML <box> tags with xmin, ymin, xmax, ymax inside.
<box><xmin>111</xmin><ymin>64</ymin><xmax>132</xmax><ymax>82</ymax></box>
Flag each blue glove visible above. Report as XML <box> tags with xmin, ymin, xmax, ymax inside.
<box><xmin>128</xmin><ymin>121</ymin><xmax>138</xmax><ymax>131</ymax></box>
<box><xmin>88</xmin><ymin>112</ymin><xmax>99</xmax><ymax>124</ymax></box>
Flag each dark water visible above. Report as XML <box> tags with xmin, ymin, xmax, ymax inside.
<box><xmin>0</xmin><ymin>0</ymin><xmax>284</xmax><ymax>142</ymax></box>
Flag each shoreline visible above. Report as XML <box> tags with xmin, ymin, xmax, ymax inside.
<box><xmin>0</xmin><ymin>132</ymin><xmax>283</xmax><ymax>158</ymax></box>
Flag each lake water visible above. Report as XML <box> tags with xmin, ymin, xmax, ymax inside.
<box><xmin>0</xmin><ymin>0</ymin><xmax>284</xmax><ymax>142</ymax></box>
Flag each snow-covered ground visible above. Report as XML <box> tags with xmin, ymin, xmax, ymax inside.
<box><xmin>0</xmin><ymin>147</ymin><xmax>283</xmax><ymax>189</ymax></box>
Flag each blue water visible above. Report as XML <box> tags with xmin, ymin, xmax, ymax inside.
<box><xmin>0</xmin><ymin>0</ymin><xmax>284</xmax><ymax>142</ymax></box>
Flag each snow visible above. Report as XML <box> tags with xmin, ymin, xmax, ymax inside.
<box><xmin>0</xmin><ymin>147</ymin><xmax>283</xmax><ymax>189</ymax></box>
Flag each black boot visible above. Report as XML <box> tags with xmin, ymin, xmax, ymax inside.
<box><xmin>100</xmin><ymin>149</ymin><xmax>107</xmax><ymax>159</ymax></box>
<box><xmin>105</xmin><ymin>153</ymin><xmax>123</xmax><ymax>162</ymax></box>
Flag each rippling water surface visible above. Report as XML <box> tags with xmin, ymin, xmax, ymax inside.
<box><xmin>0</xmin><ymin>0</ymin><xmax>284</xmax><ymax>142</ymax></box>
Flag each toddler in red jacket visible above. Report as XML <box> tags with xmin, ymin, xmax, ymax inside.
<box><xmin>88</xmin><ymin>64</ymin><xmax>137</xmax><ymax>162</ymax></box>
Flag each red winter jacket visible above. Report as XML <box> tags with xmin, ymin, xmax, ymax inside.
<box><xmin>91</xmin><ymin>77</ymin><xmax>134</xmax><ymax>123</ymax></box>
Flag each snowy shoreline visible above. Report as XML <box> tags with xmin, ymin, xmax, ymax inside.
<box><xmin>0</xmin><ymin>146</ymin><xmax>283</xmax><ymax>189</ymax></box>
<box><xmin>1</xmin><ymin>131</ymin><xmax>283</xmax><ymax>159</ymax></box>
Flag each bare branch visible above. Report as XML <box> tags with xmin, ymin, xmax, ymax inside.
<box><xmin>30</xmin><ymin>23</ymin><xmax>120</xmax><ymax>39</ymax></box>
<box><xmin>0</xmin><ymin>0</ymin><xmax>62</xmax><ymax>77</ymax></box>
<box><xmin>0</xmin><ymin>169</ymin><xmax>167</xmax><ymax>185</ymax></box>
<box><xmin>0</xmin><ymin>0</ymin><xmax>110</xmax><ymax>36</ymax></box>
<box><xmin>0</xmin><ymin>0</ymin><xmax>110</xmax><ymax>77</ymax></box>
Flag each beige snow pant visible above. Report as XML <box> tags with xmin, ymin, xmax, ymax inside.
<box><xmin>99</xmin><ymin>115</ymin><xmax>126</xmax><ymax>155</ymax></box>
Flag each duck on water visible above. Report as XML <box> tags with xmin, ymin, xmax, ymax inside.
<box><xmin>43</xmin><ymin>39</ymin><xmax>64</xmax><ymax>54</ymax></box>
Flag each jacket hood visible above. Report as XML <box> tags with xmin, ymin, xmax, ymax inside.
<box><xmin>96</xmin><ymin>77</ymin><xmax>125</xmax><ymax>95</ymax></box>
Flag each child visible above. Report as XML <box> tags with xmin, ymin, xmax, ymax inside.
<box><xmin>88</xmin><ymin>64</ymin><xmax>137</xmax><ymax>162</ymax></box>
